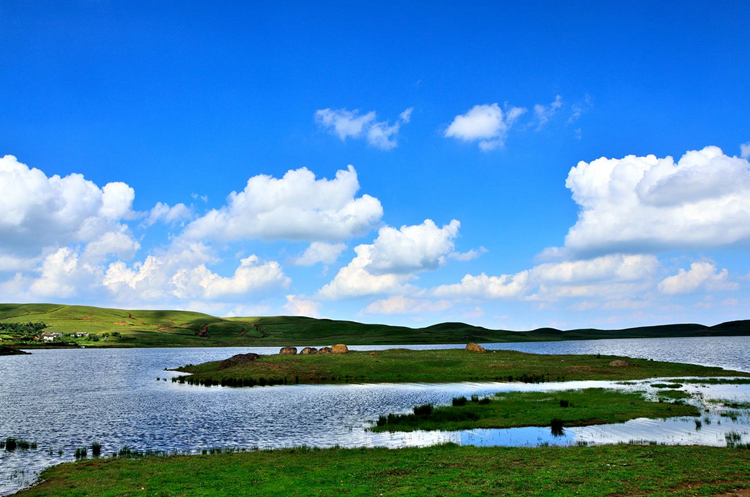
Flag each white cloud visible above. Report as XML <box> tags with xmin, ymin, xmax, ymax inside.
<box><xmin>318</xmin><ymin>219</ymin><xmax>460</xmax><ymax>299</ymax></box>
<box><xmin>564</xmin><ymin>146</ymin><xmax>750</xmax><ymax>254</ymax></box>
<box><xmin>433</xmin><ymin>271</ymin><xmax>530</xmax><ymax>299</ymax></box>
<box><xmin>283</xmin><ymin>295</ymin><xmax>321</xmax><ymax>317</ymax></box>
<box><xmin>317</xmin><ymin>244</ymin><xmax>416</xmax><ymax>299</ymax></box>
<box><xmin>363</xmin><ymin>296</ymin><xmax>451</xmax><ymax>315</ymax></box>
<box><xmin>366</xmin><ymin>219</ymin><xmax>460</xmax><ymax>274</ymax></box>
<box><xmin>449</xmin><ymin>247</ymin><xmax>488</xmax><ymax>261</ymax></box>
<box><xmin>182</xmin><ymin>166</ymin><xmax>383</xmax><ymax>242</ymax></box>
<box><xmin>434</xmin><ymin>254</ymin><xmax>659</xmax><ymax>301</ymax></box>
<box><xmin>145</xmin><ymin>202</ymin><xmax>192</xmax><ymax>226</ymax></box>
<box><xmin>658</xmin><ymin>261</ymin><xmax>737</xmax><ymax>295</ymax></box>
<box><xmin>102</xmin><ymin>241</ymin><xmax>288</xmax><ymax>303</ymax></box>
<box><xmin>28</xmin><ymin>247</ymin><xmax>100</xmax><ymax>299</ymax></box>
<box><xmin>0</xmin><ymin>155</ymin><xmax>137</xmax><ymax>259</ymax></box>
<box><xmin>444</xmin><ymin>103</ymin><xmax>526</xmax><ymax>151</ymax></box>
<box><xmin>293</xmin><ymin>242</ymin><xmax>347</xmax><ymax>266</ymax></box>
<box><xmin>741</xmin><ymin>142</ymin><xmax>750</xmax><ymax>159</ymax></box>
<box><xmin>533</xmin><ymin>95</ymin><xmax>562</xmax><ymax>129</ymax></box>
<box><xmin>315</xmin><ymin>107</ymin><xmax>412</xmax><ymax>150</ymax></box>
<box><xmin>172</xmin><ymin>256</ymin><xmax>289</xmax><ymax>300</ymax></box>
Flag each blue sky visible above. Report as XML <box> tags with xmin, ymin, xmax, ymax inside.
<box><xmin>1</xmin><ymin>1</ymin><xmax>749</xmax><ymax>329</ymax></box>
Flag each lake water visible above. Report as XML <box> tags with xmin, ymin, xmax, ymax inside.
<box><xmin>1</xmin><ymin>336</ymin><xmax>749</xmax><ymax>495</ymax></box>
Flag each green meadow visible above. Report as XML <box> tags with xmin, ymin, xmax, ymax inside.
<box><xmin>3</xmin><ymin>303</ymin><xmax>748</xmax><ymax>349</ymax></box>
<box><xmin>17</xmin><ymin>444</ymin><xmax>750</xmax><ymax>496</ymax></box>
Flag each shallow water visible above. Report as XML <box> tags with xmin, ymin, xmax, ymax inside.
<box><xmin>1</xmin><ymin>337</ymin><xmax>749</xmax><ymax>495</ymax></box>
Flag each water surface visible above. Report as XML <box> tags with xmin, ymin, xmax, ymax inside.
<box><xmin>1</xmin><ymin>337</ymin><xmax>749</xmax><ymax>495</ymax></box>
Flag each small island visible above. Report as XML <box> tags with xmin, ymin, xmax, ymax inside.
<box><xmin>172</xmin><ymin>344</ymin><xmax>750</xmax><ymax>387</ymax></box>
<box><xmin>0</xmin><ymin>345</ymin><xmax>30</xmax><ymax>356</ymax></box>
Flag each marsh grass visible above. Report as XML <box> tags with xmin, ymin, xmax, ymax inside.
<box><xmin>371</xmin><ymin>388</ymin><xmax>698</xmax><ymax>432</ymax></box>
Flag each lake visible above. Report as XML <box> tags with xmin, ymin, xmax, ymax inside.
<box><xmin>1</xmin><ymin>336</ymin><xmax>749</xmax><ymax>495</ymax></box>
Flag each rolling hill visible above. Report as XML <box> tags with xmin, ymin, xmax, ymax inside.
<box><xmin>0</xmin><ymin>303</ymin><xmax>748</xmax><ymax>348</ymax></box>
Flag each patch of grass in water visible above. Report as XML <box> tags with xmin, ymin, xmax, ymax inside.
<box><xmin>371</xmin><ymin>388</ymin><xmax>698</xmax><ymax>432</ymax></box>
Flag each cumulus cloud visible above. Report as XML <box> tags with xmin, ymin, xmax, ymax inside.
<box><xmin>293</xmin><ymin>242</ymin><xmax>347</xmax><ymax>266</ymax></box>
<box><xmin>318</xmin><ymin>219</ymin><xmax>460</xmax><ymax>299</ymax></box>
<box><xmin>182</xmin><ymin>166</ymin><xmax>383</xmax><ymax>242</ymax></box>
<box><xmin>145</xmin><ymin>202</ymin><xmax>192</xmax><ymax>226</ymax></box>
<box><xmin>283</xmin><ymin>295</ymin><xmax>321</xmax><ymax>317</ymax></box>
<box><xmin>0</xmin><ymin>155</ymin><xmax>138</xmax><ymax>259</ymax></box>
<box><xmin>741</xmin><ymin>142</ymin><xmax>750</xmax><ymax>159</ymax></box>
<box><xmin>433</xmin><ymin>271</ymin><xmax>530</xmax><ymax>299</ymax></box>
<box><xmin>533</xmin><ymin>95</ymin><xmax>562</xmax><ymax>129</ymax></box>
<box><xmin>444</xmin><ymin>103</ymin><xmax>527</xmax><ymax>151</ymax></box>
<box><xmin>103</xmin><ymin>243</ymin><xmax>288</xmax><ymax>303</ymax></box>
<box><xmin>434</xmin><ymin>254</ymin><xmax>659</xmax><ymax>301</ymax></box>
<box><xmin>363</xmin><ymin>296</ymin><xmax>451</xmax><ymax>315</ymax></box>
<box><xmin>315</xmin><ymin>107</ymin><xmax>412</xmax><ymax>150</ymax></box>
<box><xmin>563</xmin><ymin>146</ymin><xmax>750</xmax><ymax>254</ymax></box>
<box><xmin>658</xmin><ymin>261</ymin><xmax>737</xmax><ymax>295</ymax></box>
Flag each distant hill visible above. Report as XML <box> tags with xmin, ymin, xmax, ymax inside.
<box><xmin>0</xmin><ymin>303</ymin><xmax>748</xmax><ymax>348</ymax></box>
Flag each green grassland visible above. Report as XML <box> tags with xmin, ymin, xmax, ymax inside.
<box><xmin>17</xmin><ymin>444</ymin><xmax>750</xmax><ymax>496</ymax></box>
<box><xmin>174</xmin><ymin>348</ymin><xmax>749</xmax><ymax>386</ymax></box>
<box><xmin>2</xmin><ymin>303</ymin><xmax>750</xmax><ymax>348</ymax></box>
<box><xmin>370</xmin><ymin>388</ymin><xmax>698</xmax><ymax>432</ymax></box>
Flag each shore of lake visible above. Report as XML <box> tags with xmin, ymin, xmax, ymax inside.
<box><xmin>16</xmin><ymin>444</ymin><xmax>750</xmax><ymax>496</ymax></box>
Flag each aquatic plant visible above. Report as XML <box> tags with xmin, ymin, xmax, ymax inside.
<box><xmin>550</xmin><ymin>418</ymin><xmax>565</xmax><ymax>437</ymax></box>
<box><xmin>452</xmin><ymin>396</ymin><xmax>467</xmax><ymax>407</ymax></box>
<box><xmin>92</xmin><ymin>442</ymin><xmax>102</xmax><ymax>457</ymax></box>
<box><xmin>413</xmin><ymin>404</ymin><xmax>434</xmax><ymax>416</ymax></box>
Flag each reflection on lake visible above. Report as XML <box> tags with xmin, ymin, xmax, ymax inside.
<box><xmin>1</xmin><ymin>337</ymin><xmax>749</xmax><ymax>495</ymax></box>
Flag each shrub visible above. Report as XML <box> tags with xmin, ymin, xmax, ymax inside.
<box><xmin>452</xmin><ymin>396</ymin><xmax>467</xmax><ymax>406</ymax></box>
<box><xmin>413</xmin><ymin>404</ymin><xmax>434</xmax><ymax>416</ymax></box>
<box><xmin>92</xmin><ymin>442</ymin><xmax>102</xmax><ymax>457</ymax></box>
<box><xmin>550</xmin><ymin>418</ymin><xmax>565</xmax><ymax>437</ymax></box>
<box><xmin>559</xmin><ymin>399</ymin><xmax>570</xmax><ymax>408</ymax></box>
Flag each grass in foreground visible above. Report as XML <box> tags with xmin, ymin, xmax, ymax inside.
<box><xmin>174</xmin><ymin>348</ymin><xmax>749</xmax><ymax>386</ymax></box>
<box><xmin>18</xmin><ymin>444</ymin><xmax>750</xmax><ymax>496</ymax></box>
<box><xmin>371</xmin><ymin>388</ymin><xmax>698</xmax><ymax>432</ymax></box>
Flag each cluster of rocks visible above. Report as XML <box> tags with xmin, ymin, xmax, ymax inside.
<box><xmin>278</xmin><ymin>344</ymin><xmax>349</xmax><ymax>355</ymax></box>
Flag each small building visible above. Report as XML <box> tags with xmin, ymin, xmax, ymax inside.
<box><xmin>42</xmin><ymin>332</ymin><xmax>62</xmax><ymax>343</ymax></box>
<box><xmin>75</xmin><ymin>332</ymin><xmax>89</xmax><ymax>338</ymax></box>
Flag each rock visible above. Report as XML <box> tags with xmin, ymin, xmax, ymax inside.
<box><xmin>218</xmin><ymin>353</ymin><xmax>259</xmax><ymax>369</ymax></box>
<box><xmin>300</xmin><ymin>347</ymin><xmax>318</xmax><ymax>355</ymax></box>
<box><xmin>331</xmin><ymin>344</ymin><xmax>349</xmax><ymax>354</ymax></box>
<box><xmin>317</xmin><ymin>347</ymin><xmax>333</xmax><ymax>354</ymax></box>
<box><xmin>608</xmin><ymin>360</ymin><xmax>630</xmax><ymax>367</ymax></box>
<box><xmin>466</xmin><ymin>342</ymin><xmax>486</xmax><ymax>353</ymax></box>
<box><xmin>279</xmin><ymin>347</ymin><xmax>298</xmax><ymax>355</ymax></box>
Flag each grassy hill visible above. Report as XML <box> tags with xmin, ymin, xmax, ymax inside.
<box><xmin>0</xmin><ymin>303</ymin><xmax>748</xmax><ymax>348</ymax></box>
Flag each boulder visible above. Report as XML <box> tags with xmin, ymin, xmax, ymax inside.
<box><xmin>300</xmin><ymin>347</ymin><xmax>318</xmax><ymax>355</ymax></box>
<box><xmin>317</xmin><ymin>346</ymin><xmax>333</xmax><ymax>354</ymax></box>
<box><xmin>331</xmin><ymin>344</ymin><xmax>349</xmax><ymax>354</ymax></box>
<box><xmin>608</xmin><ymin>360</ymin><xmax>630</xmax><ymax>367</ymax></box>
<box><xmin>218</xmin><ymin>353</ymin><xmax>259</xmax><ymax>369</ymax></box>
<box><xmin>466</xmin><ymin>342</ymin><xmax>486</xmax><ymax>353</ymax></box>
<box><xmin>279</xmin><ymin>347</ymin><xmax>298</xmax><ymax>355</ymax></box>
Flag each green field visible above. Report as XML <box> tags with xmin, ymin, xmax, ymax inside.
<box><xmin>370</xmin><ymin>388</ymin><xmax>698</xmax><ymax>432</ymax></box>
<box><xmin>174</xmin><ymin>348</ymin><xmax>749</xmax><ymax>386</ymax></box>
<box><xmin>1</xmin><ymin>303</ymin><xmax>749</xmax><ymax>348</ymax></box>
<box><xmin>17</xmin><ymin>444</ymin><xmax>750</xmax><ymax>496</ymax></box>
